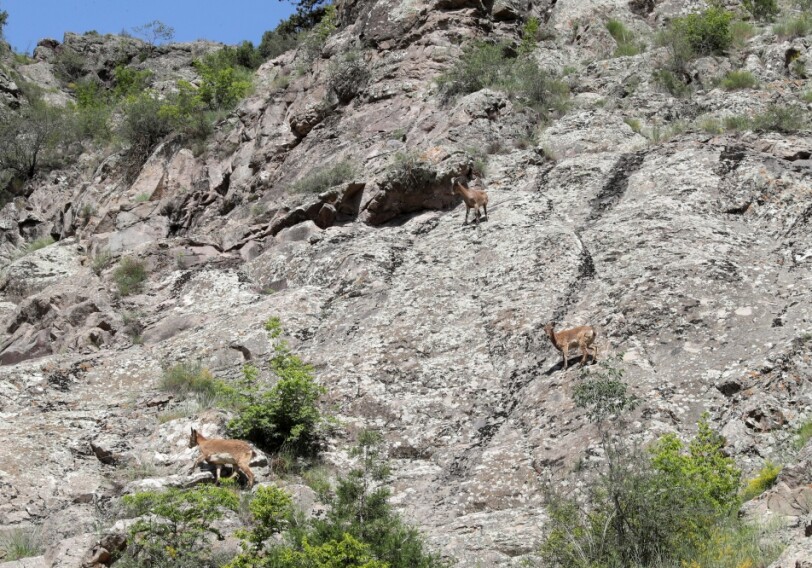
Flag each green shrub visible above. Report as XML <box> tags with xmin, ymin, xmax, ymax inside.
<box><xmin>436</xmin><ymin>41</ymin><xmax>511</xmax><ymax>100</ymax></box>
<box><xmin>731</xmin><ymin>20</ymin><xmax>757</xmax><ymax>49</ymax></box>
<box><xmin>113</xmin><ymin>256</ymin><xmax>148</xmax><ymax>296</ymax></box>
<box><xmin>673</xmin><ymin>6</ymin><xmax>733</xmax><ymax>55</ymax></box>
<box><xmin>233</xmin><ymin>485</ymin><xmax>295</xmax><ymax>553</ymax></box>
<box><xmin>773</xmin><ymin>12</ymin><xmax>812</xmax><ymax>39</ymax></box>
<box><xmin>724</xmin><ymin>114</ymin><xmax>751</xmax><ymax>131</ymax></box>
<box><xmin>121</xmin><ymin>309</ymin><xmax>145</xmax><ymax>344</ymax></box>
<box><xmin>519</xmin><ymin>16</ymin><xmax>541</xmax><ymax>55</ymax></box>
<box><xmin>291</xmin><ymin>160</ymin><xmax>355</xmax><ymax>193</ymax></box>
<box><xmin>113</xmin><ymin>65</ymin><xmax>154</xmax><ymax>99</ymax></box>
<box><xmin>0</xmin><ymin>527</ymin><xmax>44</xmax><ymax>561</ymax></box>
<box><xmin>298</xmin><ymin>4</ymin><xmax>337</xmax><ymax>64</ymax></box>
<box><xmin>26</xmin><ymin>235</ymin><xmax>55</xmax><ymax>252</ymax></box>
<box><xmin>653</xmin><ymin>68</ymin><xmax>692</xmax><ymax>97</ymax></box>
<box><xmin>751</xmin><ymin>104</ymin><xmax>808</xmax><ymax>133</ymax></box>
<box><xmin>53</xmin><ymin>48</ymin><xmax>87</xmax><ymax>82</ymax></box>
<box><xmin>720</xmin><ymin>69</ymin><xmax>758</xmax><ymax>90</ymax></box>
<box><xmin>226</xmin><ymin>319</ymin><xmax>327</xmax><ymax>456</ymax></box>
<box><xmin>91</xmin><ymin>249</ymin><xmax>112</xmax><ymax>275</ymax></box>
<box><xmin>386</xmin><ymin>151</ymin><xmax>436</xmax><ymax>190</ymax></box>
<box><xmin>624</xmin><ymin>117</ymin><xmax>642</xmax><ymax>133</ymax></box>
<box><xmin>159</xmin><ymin>362</ymin><xmax>219</xmax><ymax>399</ymax></box>
<box><xmin>794</xmin><ymin>419</ymin><xmax>812</xmax><ymax>450</ymax></box>
<box><xmin>194</xmin><ymin>50</ymin><xmax>253</xmax><ymax>110</ymax></box>
<box><xmin>328</xmin><ymin>50</ymin><xmax>369</xmax><ymax>103</ymax></box>
<box><xmin>606</xmin><ymin>19</ymin><xmax>644</xmax><ymax>57</ymax></box>
<box><xmin>699</xmin><ymin>116</ymin><xmax>723</xmax><ymax>134</ymax></box>
<box><xmin>259</xmin><ymin>28</ymin><xmax>300</xmax><ymax>61</ymax></box>
<box><xmin>0</xmin><ymin>100</ymin><xmax>69</xmax><ymax>180</ymax></box>
<box><xmin>743</xmin><ymin>0</ymin><xmax>779</xmax><ymax>21</ymax></box>
<box><xmin>120</xmin><ymin>92</ymin><xmax>173</xmax><ymax>165</ymax></box>
<box><xmin>741</xmin><ymin>461</ymin><xmax>782</xmax><ymax>501</ymax></box>
<box><xmin>120</xmin><ymin>485</ymin><xmax>239</xmax><ymax>567</ymax></box>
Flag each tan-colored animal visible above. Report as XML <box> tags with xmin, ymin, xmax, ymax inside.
<box><xmin>543</xmin><ymin>322</ymin><xmax>598</xmax><ymax>370</ymax></box>
<box><xmin>188</xmin><ymin>428</ymin><xmax>256</xmax><ymax>488</ymax></box>
<box><xmin>451</xmin><ymin>175</ymin><xmax>489</xmax><ymax>225</ymax></box>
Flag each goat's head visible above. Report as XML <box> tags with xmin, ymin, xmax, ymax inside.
<box><xmin>450</xmin><ymin>176</ymin><xmax>467</xmax><ymax>195</ymax></box>
<box><xmin>543</xmin><ymin>322</ymin><xmax>556</xmax><ymax>335</ymax></box>
<box><xmin>189</xmin><ymin>428</ymin><xmax>200</xmax><ymax>448</ymax></box>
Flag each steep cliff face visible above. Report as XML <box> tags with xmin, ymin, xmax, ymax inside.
<box><xmin>1</xmin><ymin>0</ymin><xmax>812</xmax><ymax>565</ymax></box>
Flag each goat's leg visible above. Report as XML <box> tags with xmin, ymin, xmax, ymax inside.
<box><xmin>563</xmin><ymin>347</ymin><xmax>569</xmax><ymax>370</ymax></box>
<box><xmin>464</xmin><ymin>207</ymin><xmax>470</xmax><ymax>225</ymax></box>
<box><xmin>592</xmin><ymin>342</ymin><xmax>599</xmax><ymax>364</ymax></box>
<box><xmin>579</xmin><ymin>340</ymin><xmax>589</xmax><ymax>366</ymax></box>
<box><xmin>215</xmin><ymin>464</ymin><xmax>222</xmax><ymax>485</ymax></box>
<box><xmin>189</xmin><ymin>454</ymin><xmax>205</xmax><ymax>474</ymax></box>
<box><xmin>475</xmin><ymin>207</ymin><xmax>481</xmax><ymax>226</ymax></box>
<box><xmin>483</xmin><ymin>203</ymin><xmax>488</xmax><ymax>219</ymax></box>
<box><xmin>237</xmin><ymin>460</ymin><xmax>255</xmax><ymax>488</ymax></box>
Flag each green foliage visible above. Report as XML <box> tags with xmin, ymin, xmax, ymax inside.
<box><xmin>241</xmin><ymin>485</ymin><xmax>295</xmax><ymax>551</ymax></box>
<box><xmin>259</xmin><ymin>27</ymin><xmax>300</xmax><ymax>61</ymax></box>
<box><xmin>113</xmin><ymin>256</ymin><xmax>148</xmax><ymax>296</ymax></box>
<box><xmin>720</xmin><ymin>69</ymin><xmax>758</xmax><ymax>90</ymax></box>
<box><xmin>673</xmin><ymin>6</ymin><xmax>733</xmax><ymax>55</ymax></box>
<box><xmin>743</xmin><ymin>0</ymin><xmax>779</xmax><ymax>21</ymax></box>
<box><xmin>573</xmin><ymin>359</ymin><xmax>639</xmax><ymax>423</ymax></box>
<box><xmin>328</xmin><ymin>50</ymin><xmax>369</xmax><ymax>103</ymax></box>
<box><xmin>160</xmin><ymin>362</ymin><xmax>219</xmax><ymax>399</ymax></box>
<box><xmin>113</xmin><ymin>65</ymin><xmax>154</xmax><ymax>99</ymax></box>
<box><xmin>519</xmin><ymin>17</ymin><xmax>541</xmax><ymax>55</ymax></box>
<box><xmin>26</xmin><ymin>235</ymin><xmax>55</xmax><ymax>252</ymax></box>
<box><xmin>91</xmin><ymin>248</ymin><xmax>112</xmax><ymax>275</ymax></box>
<box><xmin>227</xmin><ymin>319</ymin><xmax>327</xmax><ymax>456</ymax></box>
<box><xmin>606</xmin><ymin>19</ymin><xmax>643</xmax><ymax>57</ymax></box>
<box><xmin>0</xmin><ymin>100</ymin><xmax>69</xmax><ymax>180</ymax></box>
<box><xmin>275</xmin><ymin>534</ymin><xmax>389</xmax><ymax>568</ymax></box>
<box><xmin>793</xmin><ymin>419</ymin><xmax>812</xmax><ymax>450</ymax></box>
<box><xmin>772</xmin><ymin>12</ymin><xmax>812</xmax><ymax>39</ymax></box>
<box><xmin>299</xmin><ymin>4</ymin><xmax>338</xmax><ymax>64</ymax></box>
<box><xmin>652</xmin><ymin>69</ymin><xmax>692</xmax><ymax>97</ymax></box>
<box><xmin>120</xmin><ymin>92</ymin><xmax>174</xmax><ymax>164</ymax></box>
<box><xmin>731</xmin><ymin>20</ymin><xmax>757</xmax><ymax>49</ymax></box>
<box><xmin>291</xmin><ymin>160</ymin><xmax>355</xmax><ymax>193</ymax></box>
<box><xmin>724</xmin><ymin>114</ymin><xmax>751</xmax><ymax>131</ymax></box>
<box><xmin>623</xmin><ymin>117</ymin><xmax>641</xmax><ymax>133</ymax></box>
<box><xmin>385</xmin><ymin>151</ymin><xmax>436</xmax><ymax>190</ymax></box>
<box><xmin>53</xmin><ymin>48</ymin><xmax>87</xmax><ymax>82</ymax></box>
<box><xmin>120</xmin><ymin>485</ymin><xmax>239</xmax><ymax>567</ymax></box>
<box><xmin>194</xmin><ymin>50</ymin><xmax>253</xmax><ymax>110</ymax></box>
<box><xmin>0</xmin><ymin>9</ymin><xmax>7</xmax><ymax>39</ymax></box>
<box><xmin>699</xmin><ymin>116</ymin><xmax>723</xmax><ymax>134</ymax></box>
<box><xmin>437</xmin><ymin>41</ymin><xmax>569</xmax><ymax>115</ymax></box>
<box><xmin>750</xmin><ymin>104</ymin><xmax>808</xmax><ymax>133</ymax></box>
<box><xmin>741</xmin><ymin>461</ymin><xmax>782</xmax><ymax>501</ymax></box>
<box><xmin>0</xmin><ymin>526</ymin><xmax>44</xmax><ymax>561</ymax></box>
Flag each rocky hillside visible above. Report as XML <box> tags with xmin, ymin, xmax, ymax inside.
<box><xmin>1</xmin><ymin>0</ymin><xmax>812</xmax><ymax>566</ymax></box>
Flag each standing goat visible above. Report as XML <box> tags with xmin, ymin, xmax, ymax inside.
<box><xmin>451</xmin><ymin>175</ymin><xmax>489</xmax><ymax>225</ymax></box>
<box><xmin>188</xmin><ymin>428</ymin><xmax>256</xmax><ymax>488</ymax></box>
<box><xmin>543</xmin><ymin>322</ymin><xmax>598</xmax><ymax>370</ymax></box>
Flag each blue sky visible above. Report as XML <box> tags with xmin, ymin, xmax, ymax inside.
<box><xmin>2</xmin><ymin>0</ymin><xmax>299</xmax><ymax>53</ymax></box>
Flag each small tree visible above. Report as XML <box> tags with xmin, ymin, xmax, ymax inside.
<box><xmin>0</xmin><ymin>9</ymin><xmax>8</xmax><ymax>39</ymax></box>
<box><xmin>0</xmin><ymin>101</ymin><xmax>65</xmax><ymax>182</ymax></box>
<box><xmin>132</xmin><ymin>20</ymin><xmax>175</xmax><ymax>52</ymax></box>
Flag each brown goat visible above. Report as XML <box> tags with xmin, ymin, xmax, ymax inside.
<box><xmin>188</xmin><ymin>428</ymin><xmax>256</xmax><ymax>488</ymax></box>
<box><xmin>451</xmin><ymin>175</ymin><xmax>489</xmax><ymax>225</ymax></box>
<box><xmin>543</xmin><ymin>322</ymin><xmax>598</xmax><ymax>370</ymax></box>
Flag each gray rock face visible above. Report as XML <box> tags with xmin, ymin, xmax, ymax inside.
<box><xmin>2</xmin><ymin>0</ymin><xmax>812</xmax><ymax>565</ymax></box>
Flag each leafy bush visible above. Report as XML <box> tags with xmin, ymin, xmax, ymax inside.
<box><xmin>724</xmin><ymin>114</ymin><xmax>751</xmax><ymax>131</ymax></box>
<box><xmin>673</xmin><ymin>6</ymin><xmax>733</xmax><ymax>55</ymax></box>
<box><xmin>291</xmin><ymin>160</ymin><xmax>355</xmax><ymax>193</ymax></box>
<box><xmin>194</xmin><ymin>50</ymin><xmax>253</xmax><ymax>110</ymax></box>
<box><xmin>258</xmin><ymin>28</ymin><xmax>300</xmax><ymax>61</ymax></box>
<box><xmin>743</xmin><ymin>0</ymin><xmax>779</xmax><ymax>21</ymax></box>
<box><xmin>226</xmin><ymin>318</ymin><xmax>327</xmax><ymax>456</ymax></box>
<box><xmin>113</xmin><ymin>256</ymin><xmax>148</xmax><ymax>296</ymax></box>
<box><xmin>119</xmin><ymin>485</ymin><xmax>239</xmax><ymax>568</ymax></box>
<box><xmin>541</xmin><ymin>360</ymin><xmax>777</xmax><ymax>568</ymax></box>
<box><xmin>228</xmin><ymin>432</ymin><xmax>444</xmax><ymax>568</ymax></box>
<box><xmin>437</xmin><ymin>41</ymin><xmax>569</xmax><ymax>115</ymax></box>
<box><xmin>624</xmin><ymin>117</ymin><xmax>641</xmax><ymax>133</ymax></box>
<box><xmin>53</xmin><ymin>48</ymin><xmax>87</xmax><ymax>81</ymax></box>
<box><xmin>91</xmin><ymin>249</ymin><xmax>112</xmax><ymax>275</ymax></box>
<box><xmin>741</xmin><ymin>461</ymin><xmax>782</xmax><ymax>501</ymax></box>
<box><xmin>653</xmin><ymin>68</ymin><xmax>692</xmax><ymax>97</ymax></box>
<box><xmin>0</xmin><ymin>101</ymin><xmax>69</xmax><ymax>180</ymax></box>
<box><xmin>328</xmin><ymin>50</ymin><xmax>369</xmax><ymax>103</ymax></box>
<box><xmin>120</xmin><ymin>92</ymin><xmax>174</xmax><ymax>165</ymax></box>
<box><xmin>720</xmin><ymin>69</ymin><xmax>758</xmax><ymax>90</ymax></box>
<box><xmin>519</xmin><ymin>16</ymin><xmax>541</xmax><ymax>55</ymax></box>
<box><xmin>298</xmin><ymin>4</ymin><xmax>337</xmax><ymax>64</ymax></box>
<box><xmin>0</xmin><ymin>526</ymin><xmax>44</xmax><ymax>561</ymax></box>
<box><xmin>113</xmin><ymin>65</ymin><xmax>154</xmax><ymax>99</ymax></box>
<box><xmin>773</xmin><ymin>12</ymin><xmax>812</xmax><ymax>39</ymax></box>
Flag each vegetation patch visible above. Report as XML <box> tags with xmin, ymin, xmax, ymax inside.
<box><xmin>741</xmin><ymin>461</ymin><xmax>782</xmax><ymax>501</ymax></box>
<box><xmin>290</xmin><ymin>160</ymin><xmax>355</xmax><ymax>193</ymax></box>
<box><xmin>0</xmin><ymin>526</ymin><xmax>44</xmax><ymax>561</ymax></box>
<box><xmin>113</xmin><ymin>257</ymin><xmax>148</xmax><ymax>296</ymax></box>
<box><xmin>437</xmin><ymin>41</ymin><xmax>569</xmax><ymax>118</ymax></box>
<box><xmin>720</xmin><ymin>69</ymin><xmax>758</xmax><ymax>90</ymax></box>
<box><xmin>742</xmin><ymin>0</ymin><xmax>779</xmax><ymax>22</ymax></box>
<box><xmin>773</xmin><ymin>12</ymin><xmax>812</xmax><ymax>40</ymax></box>
<box><xmin>606</xmin><ymin>19</ymin><xmax>644</xmax><ymax>57</ymax></box>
